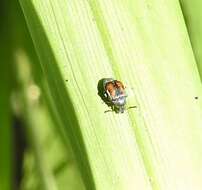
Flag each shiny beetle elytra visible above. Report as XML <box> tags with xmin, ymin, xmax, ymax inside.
<box><xmin>102</xmin><ymin>78</ymin><xmax>127</xmax><ymax>113</ymax></box>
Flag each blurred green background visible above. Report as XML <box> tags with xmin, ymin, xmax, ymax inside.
<box><xmin>0</xmin><ymin>1</ymin><xmax>85</xmax><ymax>190</ymax></box>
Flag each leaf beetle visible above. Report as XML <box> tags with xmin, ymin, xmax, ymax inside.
<box><xmin>102</xmin><ymin>78</ymin><xmax>127</xmax><ymax>113</ymax></box>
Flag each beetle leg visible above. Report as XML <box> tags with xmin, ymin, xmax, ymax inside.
<box><xmin>127</xmin><ymin>106</ymin><xmax>137</xmax><ymax>110</ymax></box>
<box><xmin>104</xmin><ymin>109</ymin><xmax>113</xmax><ymax>113</ymax></box>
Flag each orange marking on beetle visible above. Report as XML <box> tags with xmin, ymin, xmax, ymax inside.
<box><xmin>105</xmin><ymin>82</ymin><xmax>116</xmax><ymax>97</ymax></box>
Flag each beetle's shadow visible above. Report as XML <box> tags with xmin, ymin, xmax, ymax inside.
<box><xmin>97</xmin><ymin>78</ymin><xmax>113</xmax><ymax>107</ymax></box>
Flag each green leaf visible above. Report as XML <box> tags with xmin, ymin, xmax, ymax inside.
<box><xmin>180</xmin><ymin>0</ymin><xmax>202</xmax><ymax>78</ymax></box>
<box><xmin>0</xmin><ymin>2</ymin><xmax>13</xmax><ymax>190</ymax></box>
<box><xmin>19</xmin><ymin>0</ymin><xmax>202</xmax><ymax>189</ymax></box>
<box><xmin>0</xmin><ymin>53</ymin><xmax>13</xmax><ymax>190</ymax></box>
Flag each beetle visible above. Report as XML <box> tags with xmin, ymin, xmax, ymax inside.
<box><xmin>103</xmin><ymin>78</ymin><xmax>127</xmax><ymax>113</ymax></box>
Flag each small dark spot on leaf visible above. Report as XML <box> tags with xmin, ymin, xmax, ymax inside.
<box><xmin>149</xmin><ymin>177</ymin><xmax>153</xmax><ymax>182</ymax></box>
<box><xmin>65</xmin><ymin>79</ymin><xmax>68</xmax><ymax>82</ymax></box>
<box><xmin>195</xmin><ymin>96</ymin><xmax>198</xmax><ymax>99</ymax></box>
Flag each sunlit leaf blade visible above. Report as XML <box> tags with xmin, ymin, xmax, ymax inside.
<box><xmin>19</xmin><ymin>0</ymin><xmax>202</xmax><ymax>189</ymax></box>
